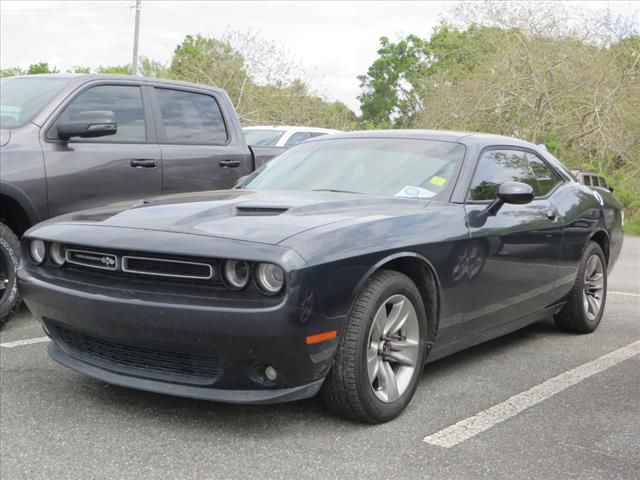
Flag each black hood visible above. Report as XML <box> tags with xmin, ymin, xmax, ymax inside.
<box><xmin>53</xmin><ymin>189</ymin><xmax>430</xmax><ymax>245</ymax></box>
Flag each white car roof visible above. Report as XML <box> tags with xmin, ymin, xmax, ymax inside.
<box><xmin>243</xmin><ymin>125</ymin><xmax>342</xmax><ymax>133</ymax></box>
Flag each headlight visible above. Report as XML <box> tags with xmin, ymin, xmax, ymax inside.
<box><xmin>29</xmin><ymin>240</ymin><xmax>46</xmax><ymax>265</ymax></box>
<box><xmin>222</xmin><ymin>260</ymin><xmax>250</xmax><ymax>290</ymax></box>
<box><xmin>49</xmin><ymin>242</ymin><xmax>66</xmax><ymax>266</ymax></box>
<box><xmin>254</xmin><ymin>263</ymin><xmax>284</xmax><ymax>295</ymax></box>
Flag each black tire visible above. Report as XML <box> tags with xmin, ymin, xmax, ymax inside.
<box><xmin>554</xmin><ymin>241</ymin><xmax>607</xmax><ymax>334</ymax></box>
<box><xmin>0</xmin><ymin>222</ymin><xmax>21</xmax><ymax>326</ymax></box>
<box><xmin>321</xmin><ymin>270</ymin><xmax>428</xmax><ymax>423</ymax></box>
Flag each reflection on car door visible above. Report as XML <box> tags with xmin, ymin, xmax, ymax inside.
<box><xmin>42</xmin><ymin>83</ymin><xmax>162</xmax><ymax>217</ymax></box>
<box><xmin>152</xmin><ymin>87</ymin><xmax>251</xmax><ymax>194</ymax></box>
<box><xmin>460</xmin><ymin>149</ymin><xmax>563</xmax><ymax>334</ymax></box>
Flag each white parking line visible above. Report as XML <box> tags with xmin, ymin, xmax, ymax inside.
<box><xmin>423</xmin><ymin>339</ymin><xmax>640</xmax><ymax>448</ymax></box>
<box><xmin>0</xmin><ymin>337</ymin><xmax>50</xmax><ymax>349</ymax></box>
<box><xmin>609</xmin><ymin>291</ymin><xmax>640</xmax><ymax>298</ymax></box>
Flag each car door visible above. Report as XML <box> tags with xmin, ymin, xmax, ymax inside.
<box><xmin>151</xmin><ymin>87</ymin><xmax>251</xmax><ymax>194</ymax></box>
<box><xmin>42</xmin><ymin>83</ymin><xmax>162</xmax><ymax>217</ymax></box>
<box><xmin>460</xmin><ymin>148</ymin><xmax>564</xmax><ymax>334</ymax></box>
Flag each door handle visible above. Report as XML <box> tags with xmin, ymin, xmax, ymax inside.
<box><xmin>130</xmin><ymin>159</ymin><xmax>158</xmax><ymax>168</ymax></box>
<box><xmin>219</xmin><ymin>159</ymin><xmax>241</xmax><ymax>168</ymax></box>
<box><xmin>545</xmin><ymin>208</ymin><xmax>557</xmax><ymax>220</ymax></box>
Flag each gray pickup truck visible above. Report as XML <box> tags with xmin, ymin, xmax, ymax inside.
<box><xmin>0</xmin><ymin>74</ymin><xmax>278</xmax><ymax>323</ymax></box>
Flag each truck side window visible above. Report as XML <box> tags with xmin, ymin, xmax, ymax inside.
<box><xmin>155</xmin><ymin>88</ymin><xmax>227</xmax><ymax>145</ymax></box>
<box><xmin>55</xmin><ymin>85</ymin><xmax>146</xmax><ymax>142</ymax></box>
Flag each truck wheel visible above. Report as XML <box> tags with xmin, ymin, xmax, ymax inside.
<box><xmin>321</xmin><ymin>270</ymin><xmax>428</xmax><ymax>423</ymax></box>
<box><xmin>554</xmin><ymin>241</ymin><xmax>607</xmax><ymax>334</ymax></box>
<box><xmin>0</xmin><ymin>222</ymin><xmax>21</xmax><ymax>326</ymax></box>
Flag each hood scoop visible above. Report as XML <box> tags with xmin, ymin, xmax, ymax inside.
<box><xmin>234</xmin><ymin>205</ymin><xmax>289</xmax><ymax>216</ymax></box>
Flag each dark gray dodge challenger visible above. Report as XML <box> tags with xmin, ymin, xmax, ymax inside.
<box><xmin>18</xmin><ymin>130</ymin><xmax>624</xmax><ymax>423</ymax></box>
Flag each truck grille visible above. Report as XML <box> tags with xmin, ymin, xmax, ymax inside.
<box><xmin>53</xmin><ymin>324</ymin><xmax>221</xmax><ymax>386</ymax></box>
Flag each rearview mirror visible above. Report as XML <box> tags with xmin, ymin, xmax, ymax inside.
<box><xmin>57</xmin><ymin>110</ymin><xmax>117</xmax><ymax>140</ymax></box>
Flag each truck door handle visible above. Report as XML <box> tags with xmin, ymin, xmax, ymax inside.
<box><xmin>219</xmin><ymin>159</ymin><xmax>240</xmax><ymax>168</ymax></box>
<box><xmin>130</xmin><ymin>159</ymin><xmax>158</xmax><ymax>168</ymax></box>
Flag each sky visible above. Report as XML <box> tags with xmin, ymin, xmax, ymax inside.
<box><xmin>1</xmin><ymin>1</ymin><xmax>638</xmax><ymax>112</ymax></box>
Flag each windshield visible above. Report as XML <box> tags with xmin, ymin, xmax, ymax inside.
<box><xmin>0</xmin><ymin>76</ymin><xmax>70</xmax><ymax>128</ymax></box>
<box><xmin>243</xmin><ymin>128</ymin><xmax>285</xmax><ymax>146</ymax></box>
<box><xmin>247</xmin><ymin>137</ymin><xmax>466</xmax><ymax>199</ymax></box>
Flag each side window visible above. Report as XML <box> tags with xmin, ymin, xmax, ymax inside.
<box><xmin>598</xmin><ymin>176</ymin><xmax>608</xmax><ymax>188</ymax></box>
<box><xmin>525</xmin><ymin>153</ymin><xmax>562</xmax><ymax>196</ymax></box>
<box><xmin>284</xmin><ymin>131</ymin><xmax>313</xmax><ymax>147</ymax></box>
<box><xmin>309</xmin><ymin>132</ymin><xmax>329</xmax><ymax>138</ymax></box>
<box><xmin>583</xmin><ymin>175</ymin><xmax>591</xmax><ymax>186</ymax></box>
<box><xmin>468</xmin><ymin>149</ymin><xmax>561</xmax><ymax>201</ymax></box>
<box><xmin>155</xmin><ymin>88</ymin><xmax>227</xmax><ymax>144</ymax></box>
<box><xmin>55</xmin><ymin>85</ymin><xmax>146</xmax><ymax>142</ymax></box>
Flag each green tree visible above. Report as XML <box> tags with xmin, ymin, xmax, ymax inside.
<box><xmin>357</xmin><ymin>26</ymin><xmax>499</xmax><ymax>128</ymax></box>
<box><xmin>67</xmin><ymin>66</ymin><xmax>91</xmax><ymax>74</ymax></box>
<box><xmin>357</xmin><ymin>35</ymin><xmax>428</xmax><ymax>128</ymax></box>
<box><xmin>139</xmin><ymin>56</ymin><xmax>168</xmax><ymax>78</ymax></box>
<box><xmin>26</xmin><ymin>62</ymin><xmax>58</xmax><ymax>74</ymax></box>
<box><xmin>168</xmin><ymin>33</ymin><xmax>357</xmax><ymax>130</ymax></box>
<box><xmin>96</xmin><ymin>64</ymin><xmax>130</xmax><ymax>74</ymax></box>
<box><xmin>0</xmin><ymin>67</ymin><xmax>25</xmax><ymax>77</ymax></box>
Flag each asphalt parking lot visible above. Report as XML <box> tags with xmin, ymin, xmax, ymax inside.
<box><xmin>1</xmin><ymin>237</ymin><xmax>638</xmax><ymax>480</ymax></box>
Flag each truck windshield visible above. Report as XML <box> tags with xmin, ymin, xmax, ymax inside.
<box><xmin>1</xmin><ymin>76</ymin><xmax>70</xmax><ymax>128</ymax></box>
<box><xmin>247</xmin><ymin>137</ymin><xmax>466</xmax><ymax>199</ymax></box>
<box><xmin>243</xmin><ymin>128</ymin><xmax>285</xmax><ymax>146</ymax></box>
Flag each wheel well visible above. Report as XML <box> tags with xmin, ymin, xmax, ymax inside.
<box><xmin>591</xmin><ymin>231</ymin><xmax>610</xmax><ymax>265</ymax></box>
<box><xmin>0</xmin><ymin>194</ymin><xmax>32</xmax><ymax>237</ymax></box>
<box><xmin>382</xmin><ymin>256</ymin><xmax>440</xmax><ymax>349</ymax></box>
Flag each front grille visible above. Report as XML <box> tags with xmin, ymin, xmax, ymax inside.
<box><xmin>122</xmin><ymin>256</ymin><xmax>213</xmax><ymax>280</ymax></box>
<box><xmin>61</xmin><ymin>246</ymin><xmax>220</xmax><ymax>285</ymax></box>
<box><xmin>66</xmin><ymin>249</ymin><xmax>118</xmax><ymax>271</ymax></box>
<box><xmin>53</xmin><ymin>324</ymin><xmax>221</xmax><ymax>386</ymax></box>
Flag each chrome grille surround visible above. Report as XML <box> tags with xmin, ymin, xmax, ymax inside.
<box><xmin>121</xmin><ymin>255</ymin><xmax>214</xmax><ymax>280</ymax></box>
<box><xmin>65</xmin><ymin>248</ymin><xmax>118</xmax><ymax>271</ymax></box>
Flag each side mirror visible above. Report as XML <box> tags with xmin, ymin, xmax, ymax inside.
<box><xmin>57</xmin><ymin>110</ymin><xmax>117</xmax><ymax>140</ymax></box>
<box><xmin>497</xmin><ymin>181</ymin><xmax>535</xmax><ymax>205</ymax></box>
<box><xmin>468</xmin><ymin>181</ymin><xmax>534</xmax><ymax>228</ymax></box>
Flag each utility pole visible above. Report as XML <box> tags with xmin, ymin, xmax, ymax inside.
<box><xmin>131</xmin><ymin>0</ymin><xmax>141</xmax><ymax>75</ymax></box>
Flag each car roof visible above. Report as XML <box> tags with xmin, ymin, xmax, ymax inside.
<box><xmin>243</xmin><ymin>125</ymin><xmax>342</xmax><ymax>133</ymax></box>
<box><xmin>312</xmin><ymin>129</ymin><xmax>543</xmax><ymax>149</ymax></box>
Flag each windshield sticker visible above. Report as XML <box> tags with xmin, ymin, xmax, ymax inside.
<box><xmin>429</xmin><ymin>176</ymin><xmax>447</xmax><ymax>187</ymax></box>
<box><xmin>394</xmin><ymin>186</ymin><xmax>436</xmax><ymax>199</ymax></box>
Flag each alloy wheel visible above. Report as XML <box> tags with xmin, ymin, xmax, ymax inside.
<box><xmin>583</xmin><ymin>254</ymin><xmax>604</xmax><ymax>321</ymax></box>
<box><xmin>367</xmin><ymin>294</ymin><xmax>420</xmax><ymax>403</ymax></box>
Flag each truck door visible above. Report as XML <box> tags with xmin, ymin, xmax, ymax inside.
<box><xmin>41</xmin><ymin>83</ymin><xmax>162</xmax><ymax>217</ymax></box>
<box><xmin>149</xmin><ymin>86</ymin><xmax>252</xmax><ymax>194</ymax></box>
